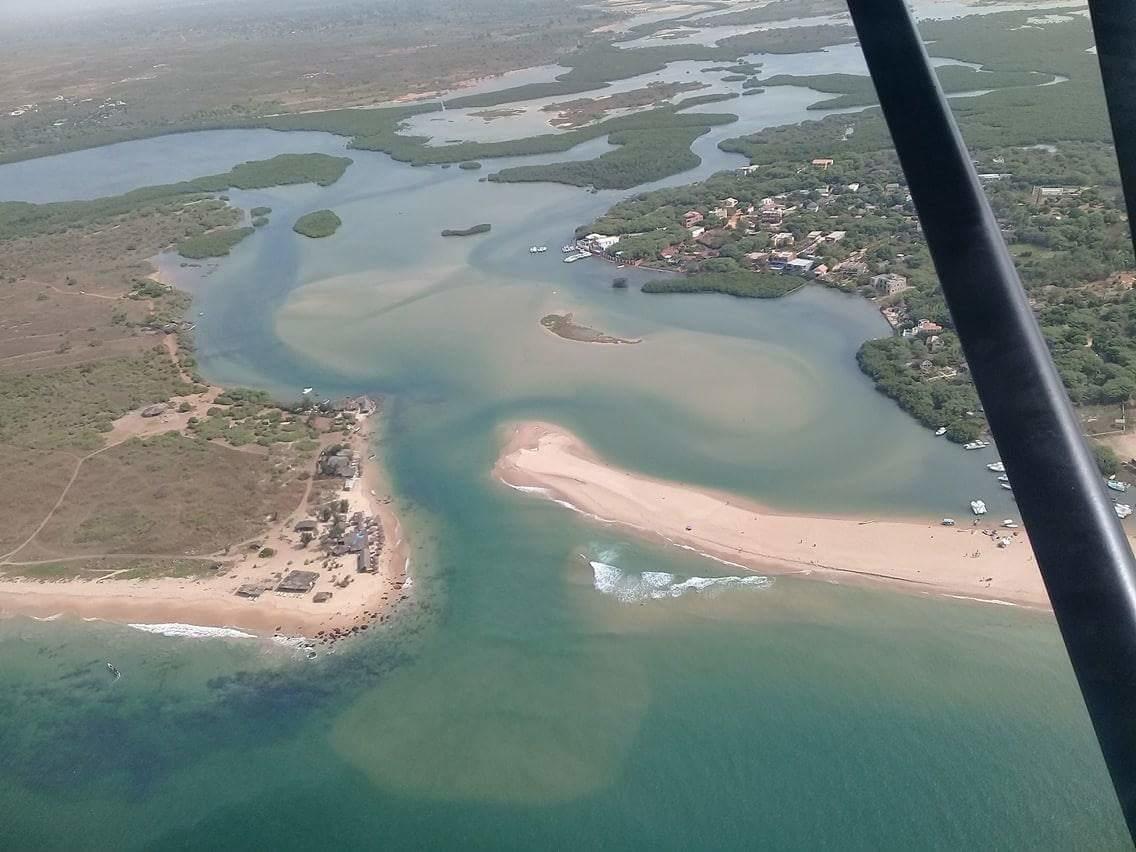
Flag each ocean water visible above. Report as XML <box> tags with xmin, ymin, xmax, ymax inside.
<box><xmin>0</xmin><ymin>50</ymin><xmax>1129</xmax><ymax>849</ymax></box>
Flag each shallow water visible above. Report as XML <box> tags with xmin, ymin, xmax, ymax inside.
<box><xmin>0</xmin><ymin>20</ymin><xmax>1127</xmax><ymax>848</ymax></box>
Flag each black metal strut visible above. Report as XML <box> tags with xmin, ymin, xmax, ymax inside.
<box><xmin>844</xmin><ymin>0</ymin><xmax>1136</xmax><ymax>835</ymax></box>
<box><xmin>1086</xmin><ymin>0</ymin><xmax>1136</xmax><ymax>259</ymax></box>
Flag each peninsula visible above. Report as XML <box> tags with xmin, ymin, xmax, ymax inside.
<box><xmin>495</xmin><ymin>422</ymin><xmax>1060</xmax><ymax>609</ymax></box>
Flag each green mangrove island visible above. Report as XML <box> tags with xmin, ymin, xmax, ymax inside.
<box><xmin>293</xmin><ymin>209</ymin><xmax>343</xmax><ymax>238</ymax></box>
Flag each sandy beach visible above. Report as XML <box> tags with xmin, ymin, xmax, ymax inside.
<box><xmin>494</xmin><ymin>422</ymin><xmax>1065</xmax><ymax>608</ymax></box>
<box><xmin>0</xmin><ymin>401</ymin><xmax>410</xmax><ymax>639</ymax></box>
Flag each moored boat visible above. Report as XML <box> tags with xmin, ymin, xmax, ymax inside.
<box><xmin>970</xmin><ymin>499</ymin><xmax>987</xmax><ymax>515</ymax></box>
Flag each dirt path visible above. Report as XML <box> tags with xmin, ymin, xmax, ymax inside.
<box><xmin>2</xmin><ymin>554</ymin><xmax>219</xmax><ymax>567</ymax></box>
<box><xmin>0</xmin><ymin>438</ymin><xmax>133</xmax><ymax>563</ymax></box>
<box><xmin>41</xmin><ymin>282</ymin><xmax>121</xmax><ymax>301</ymax></box>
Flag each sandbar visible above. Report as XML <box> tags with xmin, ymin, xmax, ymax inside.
<box><xmin>494</xmin><ymin>421</ymin><xmax>1060</xmax><ymax>608</ymax></box>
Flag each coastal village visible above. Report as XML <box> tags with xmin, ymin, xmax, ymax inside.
<box><xmin>222</xmin><ymin>393</ymin><xmax>412</xmax><ymax>651</ymax></box>
<box><xmin>568</xmin><ymin>143</ymin><xmax>1136</xmax><ymax>525</ymax></box>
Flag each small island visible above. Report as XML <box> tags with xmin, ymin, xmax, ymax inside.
<box><xmin>459</xmin><ymin>161</ymin><xmax>483</xmax><ymax>170</ymax></box>
<box><xmin>293</xmin><ymin>209</ymin><xmax>342</xmax><ymax>238</ymax></box>
<box><xmin>441</xmin><ymin>223</ymin><xmax>492</xmax><ymax>237</ymax></box>
<box><xmin>540</xmin><ymin>313</ymin><xmax>641</xmax><ymax>345</ymax></box>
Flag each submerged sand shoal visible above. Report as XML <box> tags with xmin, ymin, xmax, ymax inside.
<box><xmin>494</xmin><ymin>422</ymin><xmax>1064</xmax><ymax>609</ymax></box>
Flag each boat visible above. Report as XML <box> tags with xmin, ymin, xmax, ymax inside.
<box><xmin>941</xmin><ymin>518</ymin><xmax>956</xmax><ymax>526</ymax></box>
<box><xmin>963</xmin><ymin>440</ymin><xmax>989</xmax><ymax>451</ymax></box>
<box><xmin>1000</xmin><ymin>482</ymin><xmax>1012</xmax><ymax>490</ymax></box>
<box><xmin>970</xmin><ymin>500</ymin><xmax>987</xmax><ymax>515</ymax></box>
<box><xmin>106</xmin><ymin>662</ymin><xmax>121</xmax><ymax>680</ymax></box>
<box><xmin>1107</xmin><ymin>479</ymin><xmax>1128</xmax><ymax>493</ymax></box>
<box><xmin>1002</xmin><ymin>519</ymin><xmax>1019</xmax><ymax>528</ymax></box>
<box><xmin>997</xmin><ymin>474</ymin><xmax>1009</xmax><ymax>482</ymax></box>
<box><xmin>302</xmin><ymin>387</ymin><xmax>313</xmax><ymax>395</ymax></box>
<box><xmin>986</xmin><ymin>462</ymin><xmax>1005</xmax><ymax>472</ymax></box>
<box><xmin>563</xmin><ymin>251</ymin><xmax>591</xmax><ymax>263</ymax></box>
<box><xmin>529</xmin><ymin>245</ymin><xmax>548</xmax><ymax>254</ymax></box>
<box><xmin>934</xmin><ymin>427</ymin><xmax>947</xmax><ymax>436</ymax></box>
<box><xmin>562</xmin><ymin>244</ymin><xmax>577</xmax><ymax>253</ymax></box>
<box><xmin>1116</xmin><ymin>503</ymin><xmax>1133</xmax><ymax>519</ymax></box>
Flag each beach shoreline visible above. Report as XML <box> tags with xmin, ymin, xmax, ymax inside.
<box><xmin>494</xmin><ymin>421</ymin><xmax>1062</xmax><ymax>609</ymax></box>
<box><xmin>0</xmin><ymin>406</ymin><xmax>411</xmax><ymax>640</ymax></box>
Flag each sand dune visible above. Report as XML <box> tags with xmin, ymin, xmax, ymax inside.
<box><xmin>494</xmin><ymin>422</ymin><xmax>1055</xmax><ymax>608</ymax></box>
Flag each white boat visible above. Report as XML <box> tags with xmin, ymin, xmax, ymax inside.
<box><xmin>1002</xmin><ymin>520</ymin><xmax>1019</xmax><ymax>528</ymax></box>
<box><xmin>934</xmin><ymin>427</ymin><xmax>947</xmax><ymax>436</ymax></box>
<box><xmin>986</xmin><ymin>462</ymin><xmax>1005</xmax><ymax>472</ymax></box>
<box><xmin>941</xmin><ymin>518</ymin><xmax>956</xmax><ymax>526</ymax></box>
<box><xmin>302</xmin><ymin>387</ymin><xmax>314</xmax><ymax>395</ymax></box>
<box><xmin>563</xmin><ymin>251</ymin><xmax>591</xmax><ymax>263</ymax></box>
<box><xmin>562</xmin><ymin>244</ymin><xmax>577</xmax><ymax>253</ymax></box>
<box><xmin>1107</xmin><ymin>479</ymin><xmax>1128</xmax><ymax>492</ymax></box>
<box><xmin>997</xmin><ymin>474</ymin><xmax>1009</xmax><ymax>482</ymax></box>
<box><xmin>963</xmin><ymin>440</ymin><xmax>989</xmax><ymax>451</ymax></box>
<box><xmin>970</xmin><ymin>500</ymin><xmax>987</xmax><ymax>515</ymax></box>
<box><xmin>529</xmin><ymin>245</ymin><xmax>548</xmax><ymax>254</ymax></box>
<box><xmin>1000</xmin><ymin>482</ymin><xmax>1012</xmax><ymax>490</ymax></box>
<box><xmin>1116</xmin><ymin>503</ymin><xmax>1133</xmax><ymax>519</ymax></box>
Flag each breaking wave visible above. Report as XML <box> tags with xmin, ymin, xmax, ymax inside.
<box><xmin>127</xmin><ymin>622</ymin><xmax>256</xmax><ymax>639</ymax></box>
<box><xmin>589</xmin><ymin>557</ymin><xmax>770</xmax><ymax>603</ymax></box>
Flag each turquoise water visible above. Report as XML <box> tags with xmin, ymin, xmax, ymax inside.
<box><xmin>0</xmin><ymin>103</ymin><xmax>1129</xmax><ymax>847</ymax></box>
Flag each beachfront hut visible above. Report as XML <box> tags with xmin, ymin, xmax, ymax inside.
<box><xmin>276</xmin><ymin>571</ymin><xmax>320</xmax><ymax>593</ymax></box>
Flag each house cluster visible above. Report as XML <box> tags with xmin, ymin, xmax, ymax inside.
<box><xmin>628</xmin><ymin>157</ymin><xmax>919</xmax><ymax>279</ymax></box>
<box><xmin>287</xmin><ymin>508</ymin><xmax>383</xmax><ymax>589</ymax></box>
<box><xmin>319</xmin><ymin>445</ymin><xmax>358</xmax><ymax>479</ymax></box>
<box><xmin>324</xmin><ymin>512</ymin><xmax>383</xmax><ymax>574</ymax></box>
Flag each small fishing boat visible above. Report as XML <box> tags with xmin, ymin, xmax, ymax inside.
<box><xmin>1000</xmin><ymin>482</ymin><xmax>1012</xmax><ymax>490</ymax></box>
<box><xmin>563</xmin><ymin>251</ymin><xmax>591</xmax><ymax>263</ymax></box>
<box><xmin>986</xmin><ymin>462</ymin><xmax>1005</xmax><ymax>472</ymax></box>
<box><xmin>1116</xmin><ymin>503</ymin><xmax>1133</xmax><ymax>519</ymax></box>
<box><xmin>302</xmin><ymin>387</ymin><xmax>313</xmax><ymax>395</ymax></box>
<box><xmin>562</xmin><ymin>244</ymin><xmax>577</xmax><ymax>253</ymax></box>
<box><xmin>963</xmin><ymin>440</ymin><xmax>989</xmax><ymax>451</ymax></box>
<box><xmin>106</xmin><ymin>662</ymin><xmax>121</xmax><ymax>680</ymax></box>
<box><xmin>941</xmin><ymin>518</ymin><xmax>956</xmax><ymax>526</ymax></box>
<box><xmin>529</xmin><ymin>245</ymin><xmax>548</xmax><ymax>254</ymax></box>
<box><xmin>934</xmin><ymin>427</ymin><xmax>947</xmax><ymax>436</ymax></box>
<box><xmin>997</xmin><ymin>474</ymin><xmax>1009</xmax><ymax>482</ymax></box>
<box><xmin>970</xmin><ymin>500</ymin><xmax>987</xmax><ymax>515</ymax></box>
<box><xmin>1107</xmin><ymin>479</ymin><xmax>1128</xmax><ymax>493</ymax></box>
<box><xmin>1002</xmin><ymin>519</ymin><xmax>1019</xmax><ymax>528</ymax></box>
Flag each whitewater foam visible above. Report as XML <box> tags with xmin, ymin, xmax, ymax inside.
<box><xmin>589</xmin><ymin>561</ymin><xmax>770</xmax><ymax>602</ymax></box>
<box><xmin>943</xmin><ymin>594</ymin><xmax>1021</xmax><ymax>608</ymax></box>
<box><xmin>502</xmin><ymin>482</ymin><xmax>553</xmax><ymax>497</ymax></box>
<box><xmin>127</xmin><ymin>622</ymin><xmax>256</xmax><ymax>639</ymax></box>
